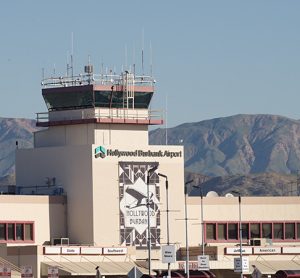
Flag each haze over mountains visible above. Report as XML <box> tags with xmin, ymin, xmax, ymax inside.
<box><xmin>1</xmin><ymin>114</ymin><xmax>300</xmax><ymax>195</ymax></box>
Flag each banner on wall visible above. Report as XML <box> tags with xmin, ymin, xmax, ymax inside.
<box><xmin>119</xmin><ymin>162</ymin><xmax>160</xmax><ymax>248</ymax></box>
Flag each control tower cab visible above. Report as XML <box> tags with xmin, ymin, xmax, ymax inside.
<box><xmin>35</xmin><ymin>67</ymin><xmax>162</xmax><ymax>148</ymax></box>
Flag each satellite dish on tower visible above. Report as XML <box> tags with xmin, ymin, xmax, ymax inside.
<box><xmin>206</xmin><ymin>191</ymin><xmax>219</xmax><ymax>197</ymax></box>
<box><xmin>225</xmin><ymin>193</ymin><xmax>234</xmax><ymax>197</ymax></box>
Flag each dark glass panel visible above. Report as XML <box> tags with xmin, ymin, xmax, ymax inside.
<box><xmin>16</xmin><ymin>224</ymin><xmax>24</xmax><ymax>240</ymax></box>
<box><xmin>285</xmin><ymin>223</ymin><xmax>295</xmax><ymax>239</ymax></box>
<box><xmin>134</xmin><ymin>92</ymin><xmax>153</xmax><ymax>108</ymax></box>
<box><xmin>94</xmin><ymin>91</ymin><xmax>111</xmax><ymax>107</ymax></box>
<box><xmin>7</xmin><ymin>224</ymin><xmax>14</xmax><ymax>240</ymax></box>
<box><xmin>218</xmin><ymin>224</ymin><xmax>227</xmax><ymax>240</ymax></box>
<box><xmin>262</xmin><ymin>223</ymin><xmax>272</xmax><ymax>239</ymax></box>
<box><xmin>250</xmin><ymin>223</ymin><xmax>260</xmax><ymax>238</ymax></box>
<box><xmin>242</xmin><ymin>223</ymin><xmax>249</xmax><ymax>239</ymax></box>
<box><xmin>273</xmin><ymin>223</ymin><xmax>283</xmax><ymax>239</ymax></box>
<box><xmin>25</xmin><ymin>224</ymin><xmax>33</xmax><ymax>241</ymax></box>
<box><xmin>0</xmin><ymin>224</ymin><xmax>6</xmax><ymax>240</ymax></box>
<box><xmin>228</xmin><ymin>223</ymin><xmax>238</xmax><ymax>240</ymax></box>
<box><xmin>206</xmin><ymin>224</ymin><xmax>216</xmax><ymax>240</ymax></box>
<box><xmin>43</xmin><ymin>90</ymin><xmax>94</xmax><ymax>111</ymax></box>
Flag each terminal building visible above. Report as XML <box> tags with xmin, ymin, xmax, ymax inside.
<box><xmin>0</xmin><ymin>66</ymin><xmax>299</xmax><ymax>278</ymax></box>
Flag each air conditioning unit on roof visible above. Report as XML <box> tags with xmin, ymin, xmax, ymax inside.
<box><xmin>249</xmin><ymin>238</ymin><xmax>267</xmax><ymax>246</ymax></box>
<box><xmin>51</xmin><ymin>238</ymin><xmax>69</xmax><ymax>246</ymax></box>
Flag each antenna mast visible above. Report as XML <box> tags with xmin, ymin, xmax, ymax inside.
<box><xmin>150</xmin><ymin>40</ymin><xmax>153</xmax><ymax>77</ymax></box>
<box><xmin>71</xmin><ymin>32</ymin><xmax>74</xmax><ymax>79</ymax></box>
<box><xmin>142</xmin><ymin>29</ymin><xmax>144</xmax><ymax>75</ymax></box>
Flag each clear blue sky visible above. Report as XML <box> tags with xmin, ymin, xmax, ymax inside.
<box><xmin>1</xmin><ymin>1</ymin><xmax>300</xmax><ymax>127</ymax></box>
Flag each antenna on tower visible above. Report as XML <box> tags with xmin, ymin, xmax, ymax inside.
<box><xmin>142</xmin><ymin>29</ymin><xmax>144</xmax><ymax>75</ymax></box>
<box><xmin>71</xmin><ymin>32</ymin><xmax>74</xmax><ymax>79</ymax></box>
<box><xmin>133</xmin><ymin>42</ymin><xmax>136</xmax><ymax>76</ymax></box>
<box><xmin>125</xmin><ymin>44</ymin><xmax>128</xmax><ymax>72</ymax></box>
<box><xmin>165</xmin><ymin>94</ymin><xmax>168</xmax><ymax>145</ymax></box>
<box><xmin>150</xmin><ymin>40</ymin><xmax>153</xmax><ymax>77</ymax></box>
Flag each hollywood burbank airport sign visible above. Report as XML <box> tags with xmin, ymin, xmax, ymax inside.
<box><xmin>95</xmin><ymin>146</ymin><xmax>182</xmax><ymax>159</ymax></box>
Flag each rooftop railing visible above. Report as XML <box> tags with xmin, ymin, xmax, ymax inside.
<box><xmin>41</xmin><ymin>73</ymin><xmax>156</xmax><ymax>89</ymax></box>
<box><xmin>36</xmin><ymin>108</ymin><xmax>163</xmax><ymax>125</ymax></box>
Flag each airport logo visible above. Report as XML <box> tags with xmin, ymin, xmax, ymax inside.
<box><xmin>95</xmin><ymin>146</ymin><xmax>106</xmax><ymax>159</ymax></box>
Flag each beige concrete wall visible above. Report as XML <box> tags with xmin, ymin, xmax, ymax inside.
<box><xmin>186</xmin><ymin>196</ymin><xmax>300</xmax><ymax>247</ymax></box>
<box><xmin>0</xmin><ymin>196</ymin><xmax>66</xmax><ymax>246</ymax></box>
<box><xmin>16</xmin><ymin>146</ymin><xmax>94</xmax><ymax>245</ymax></box>
<box><xmin>35</xmin><ymin>124</ymin><xmax>148</xmax><ymax>148</ymax></box>
<box><xmin>94</xmin><ymin>124</ymin><xmax>148</xmax><ymax>146</ymax></box>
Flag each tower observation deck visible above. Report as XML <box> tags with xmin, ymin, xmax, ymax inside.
<box><xmin>37</xmin><ymin>68</ymin><xmax>163</xmax><ymax>127</ymax></box>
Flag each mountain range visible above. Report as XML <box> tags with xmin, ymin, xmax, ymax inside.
<box><xmin>0</xmin><ymin>117</ymin><xmax>39</xmax><ymax>178</ymax></box>
<box><xmin>1</xmin><ymin>114</ymin><xmax>300</xmax><ymax>196</ymax></box>
<box><xmin>150</xmin><ymin>114</ymin><xmax>300</xmax><ymax>176</ymax></box>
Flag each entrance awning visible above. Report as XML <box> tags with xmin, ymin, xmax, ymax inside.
<box><xmin>250</xmin><ymin>260</ymin><xmax>300</xmax><ymax>275</ymax></box>
<box><xmin>42</xmin><ymin>261</ymin><xmax>149</xmax><ymax>276</ymax></box>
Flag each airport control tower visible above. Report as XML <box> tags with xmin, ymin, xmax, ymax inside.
<box><xmin>16</xmin><ymin>65</ymin><xmax>185</xmax><ymax>259</ymax></box>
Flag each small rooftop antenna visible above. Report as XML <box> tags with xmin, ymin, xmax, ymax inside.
<box><xmin>125</xmin><ymin>44</ymin><xmax>128</xmax><ymax>72</ymax></box>
<box><xmin>53</xmin><ymin>63</ymin><xmax>56</xmax><ymax>77</ymax></box>
<box><xmin>165</xmin><ymin>94</ymin><xmax>168</xmax><ymax>145</ymax></box>
<box><xmin>142</xmin><ymin>29</ymin><xmax>144</xmax><ymax>75</ymax></box>
<box><xmin>133</xmin><ymin>42</ymin><xmax>136</xmax><ymax>76</ymax></box>
<box><xmin>71</xmin><ymin>32</ymin><xmax>74</xmax><ymax>79</ymax></box>
<box><xmin>150</xmin><ymin>40</ymin><xmax>153</xmax><ymax>76</ymax></box>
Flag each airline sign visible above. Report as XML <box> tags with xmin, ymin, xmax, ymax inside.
<box><xmin>0</xmin><ymin>266</ymin><xmax>11</xmax><ymax>278</ymax></box>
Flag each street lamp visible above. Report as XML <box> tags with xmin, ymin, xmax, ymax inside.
<box><xmin>232</xmin><ymin>190</ymin><xmax>243</xmax><ymax>278</ymax></box>
<box><xmin>184</xmin><ymin>180</ymin><xmax>193</xmax><ymax>278</ymax></box>
<box><xmin>193</xmin><ymin>185</ymin><xmax>205</xmax><ymax>256</ymax></box>
<box><xmin>147</xmin><ymin>164</ymin><xmax>158</xmax><ymax>276</ymax></box>
<box><xmin>158</xmin><ymin>173</ymin><xmax>171</xmax><ymax>278</ymax></box>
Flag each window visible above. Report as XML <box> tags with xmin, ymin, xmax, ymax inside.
<box><xmin>24</xmin><ymin>224</ymin><xmax>33</xmax><ymax>241</ymax></box>
<box><xmin>16</xmin><ymin>224</ymin><xmax>24</xmax><ymax>240</ymax></box>
<box><xmin>250</xmin><ymin>223</ymin><xmax>260</xmax><ymax>238</ymax></box>
<box><xmin>7</xmin><ymin>224</ymin><xmax>15</xmax><ymax>240</ymax></box>
<box><xmin>0</xmin><ymin>222</ymin><xmax>34</xmax><ymax>242</ymax></box>
<box><xmin>218</xmin><ymin>224</ymin><xmax>227</xmax><ymax>240</ymax></box>
<box><xmin>285</xmin><ymin>223</ymin><xmax>295</xmax><ymax>239</ymax></box>
<box><xmin>205</xmin><ymin>221</ymin><xmax>300</xmax><ymax>242</ymax></box>
<box><xmin>262</xmin><ymin>223</ymin><xmax>272</xmax><ymax>239</ymax></box>
<box><xmin>206</xmin><ymin>224</ymin><xmax>216</xmax><ymax>240</ymax></box>
<box><xmin>273</xmin><ymin>223</ymin><xmax>283</xmax><ymax>239</ymax></box>
<box><xmin>242</xmin><ymin>223</ymin><xmax>249</xmax><ymax>239</ymax></box>
<box><xmin>0</xmin><ymin>224</ymin><xmax>5</xmax><ymax>240</ymax></box>
<box><xmin>228</xmin><ymin>223</ymin><xmax>238</xmax><ymax>240</ymax></box>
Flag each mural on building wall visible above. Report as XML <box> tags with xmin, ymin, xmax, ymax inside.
<box><xmin>119</xmin><ymin>162</ymin><xmax>160</xmax><ymax>248</ymax></box>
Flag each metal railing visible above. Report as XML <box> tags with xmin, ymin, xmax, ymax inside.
<box><xmin>36</xmin><ymin>108</ymin><xmax>163</xmax><ymax>124</ymax></box>
<box><xmin>41</xmin><ymin>73</ymin><xmax>156</xmax><ymax>89</ymax></box>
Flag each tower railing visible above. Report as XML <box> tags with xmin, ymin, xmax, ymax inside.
<box><xmin>41</xmin><ymin>73</ymin><xmax>155</xmax><ymax>89</ymax></box>
<box><xmin>36</xmin><ymin>108</ymin><xmax>163</xmax><ymax>125</ymax></box>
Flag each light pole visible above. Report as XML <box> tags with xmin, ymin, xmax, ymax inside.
<box><xmin>232</xmin><ymin>191</ymin><xmax>243</xmax><ymax>278</ymax></box>
<box><xmin>147</xmin><ymin>165</ymin><xmax>158</xmax><ymax>276</ymax></box>
<box><xmin>193</xmin><ymin>185</ymin><xmax>205</xmax><ymax>255</ymax></box>
<box><xmin>158</xmin><ymin>173</ymin><xmax>170</xmax><ymax>278</ymax></box>
<box><xmin>184</xmin><ymin>180</ymin><xmax>193</xmax><ymax>278</ymax></box>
